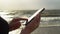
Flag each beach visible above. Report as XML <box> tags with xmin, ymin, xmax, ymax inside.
<box><xmin>31</xmin><ymin>26</ymin><xmax>60</xmax><ymax>34</ymax></box>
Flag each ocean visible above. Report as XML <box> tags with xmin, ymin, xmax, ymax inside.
<box><xmin>0</xmin><ymin>10</ymin><xmax>60</xmax><ymax>34</ymax></box>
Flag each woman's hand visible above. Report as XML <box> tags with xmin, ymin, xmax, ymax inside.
<box><xmin>9</xmin><ymin>17</ymin><xmax>28</xmax><ymax>31</ymax></box>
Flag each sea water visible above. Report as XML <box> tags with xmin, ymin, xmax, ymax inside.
<box><xmin>0</xmin><ymin>10</ymin><xmax>60</xmax><ymax>34</ymax></box>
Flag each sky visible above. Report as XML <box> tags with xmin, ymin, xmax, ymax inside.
<box><xmin>0</xmin><ymin>0</ymin><xmax>60</xmax><ymax>10</ymax></box>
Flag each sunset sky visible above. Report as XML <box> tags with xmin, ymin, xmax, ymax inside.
<box><xmin>0</xmin><ymin>0</ymin><xmax>60</xmax><ymax>10</ymax></box>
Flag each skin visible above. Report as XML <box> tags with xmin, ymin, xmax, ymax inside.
<box><xmin>9</xmin><ymin>17</ymin><xmax>28</xmax><ymax>31</ymax></box>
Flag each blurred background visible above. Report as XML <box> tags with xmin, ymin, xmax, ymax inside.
<box><xmin>0</xmin><ymin>0</ymin><xmax>60</xmax><ymax>34</ymax></box>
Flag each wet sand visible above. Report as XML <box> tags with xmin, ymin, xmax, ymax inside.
<box><xmin>31</xmin><ymin>26</ymin><xmax>60</xmax><ymax>34</ymax></box>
